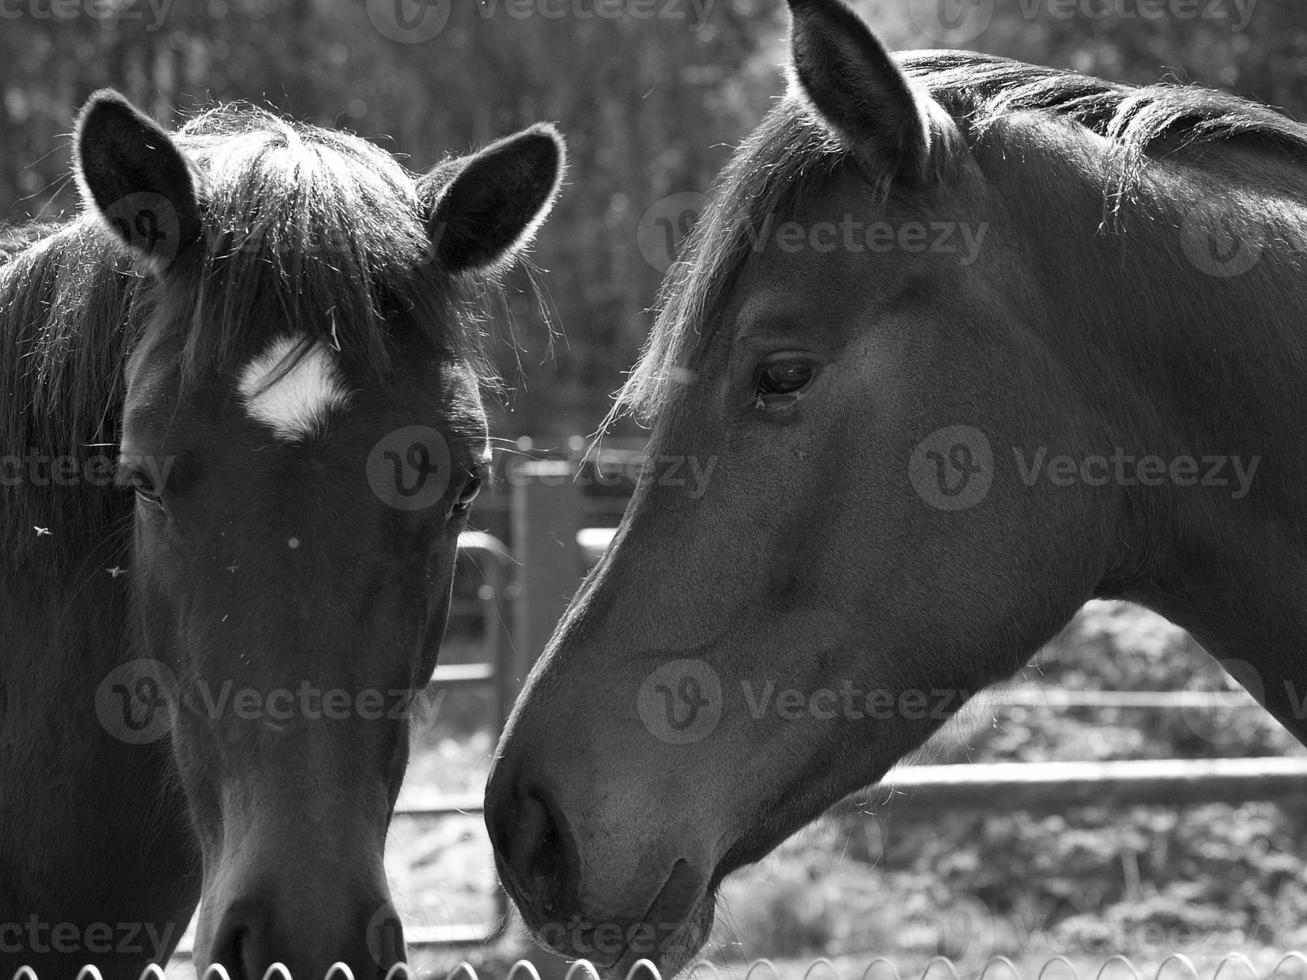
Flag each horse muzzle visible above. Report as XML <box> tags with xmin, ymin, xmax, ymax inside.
<box><xmin>197</xmin><ymin>884</ymin><xmax>404</xmax><ymax>980</ymax></box>
<box><xmin>485</xmin><ymin>758</ymin><xmax>718</xmax><ymax>975</ymax></box>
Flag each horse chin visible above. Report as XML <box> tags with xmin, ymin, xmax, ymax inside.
<box><xmin>606</xmin><ymin>895</ymin><xmax>717</xmax><ymax>980</ymax></box>
<box><xmin>522</xmin><ymin>859</ymin><xmax>717</xmax><ymax>979</ymax></box>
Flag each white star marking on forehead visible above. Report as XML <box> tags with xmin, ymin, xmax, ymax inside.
<box><xmin>238</xmin><ymin>336</ymin><xmax>351</xmax><ymax>441</ymax></box>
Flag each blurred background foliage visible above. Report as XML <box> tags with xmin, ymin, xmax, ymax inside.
<box><xmin>707</xmin><ymin>601</ymin><xmax>1307</xmax><ymax>968</ymax></box>
<box><xmin>4</xmin><ymin>0</ymin><xmax>1307</xmax><ymax>437</ymax></box>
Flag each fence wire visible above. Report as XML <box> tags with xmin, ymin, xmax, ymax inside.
<box><xmin>8</xmin><ymin>953</ymin><xmax>1307</xmax><ymax>980</ymax></box>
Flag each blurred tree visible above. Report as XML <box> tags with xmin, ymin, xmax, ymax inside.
<box><xmin>3</xmin><ymin>0</ymin><xmax>1306</xmax><ymax>436</ymax></box>
<box><xmin>0</xmin><ymin>0</ymin><xmax>777</xmax><ymax>437</ymax></box>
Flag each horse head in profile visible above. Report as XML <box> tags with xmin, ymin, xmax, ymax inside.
<box><xmin>1</xmin><ymin>92</ymin><xmax>563</xmax><ymax>979</ymax></box>
<box><xmin>486</xmin><ymin>0</ymin><xmax>1307</xmax><ymax>973</ymax></box>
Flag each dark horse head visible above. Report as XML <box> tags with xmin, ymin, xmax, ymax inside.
<box><xmin>486</xmin><ymin>0</ymin><xmax>1307</xmax><ymax>973</ymax></box>
<box><xmin>0</xmin><ymin>93</ymin><xmax>562</xmax><ymax>978</ymax></box>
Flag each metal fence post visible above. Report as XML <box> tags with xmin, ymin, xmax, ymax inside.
<box><xmin>509</xmin><ymin>458</ymin><xmax>583</xmax><ymax>692</ymax></box>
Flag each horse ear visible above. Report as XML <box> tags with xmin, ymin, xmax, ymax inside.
<box><xmin>422</xmin><ymin>124</ymin><xmax>565</xmax><ymax>273</ymax></box>
<box><xmin>786</xmin><ymin>0</ymin><xmax>932</xmax><ymax>183</ymax></box>
<box><xmin>74</xmin><ymin>90</ymin><xmax>203</xmax><ymax>273</ymax></box>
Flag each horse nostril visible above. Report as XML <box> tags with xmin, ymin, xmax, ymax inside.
<box><xmin>210</xmin><ymin>909</ymin><xmax>259</xmax><ymax>980</ymax></box>
<box><xmin>238</xmin><ymin>931</ymin><xmax>260</xmax><ymax>980</ymax></box>
<box><xmin>524</xmin><ymin>794</ymin><xmax>562</xmax><ymax>912</ymax></box>
<box><xmin>496</xmin><ymin>786</ymin><xmax>574</xmax><ymax>919</ymax></box>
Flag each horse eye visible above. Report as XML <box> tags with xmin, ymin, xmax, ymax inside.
<box><xmin>120</xmin><ymin>468</ymin><xmax>162</xmax><ymax>505</ymax></box>
<box><xmin>453</xmin><ymin>476</ymin><xmax>482</xmax><ymax>513</ymax></box>
<box><xmin>754</xmin><ymin>358</ymin><xmax>817</xmax><ymax>408</ymax></box>
<box><xmin>134</xmin><ymin>484</ymin><xmax>164</xmax><ymax>506</ymax></box>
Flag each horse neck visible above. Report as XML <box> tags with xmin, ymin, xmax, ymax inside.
<box><xmin>993</xmin><ymin>132</ymin><xmax>1307</xmax><ymax>736</ymax></box>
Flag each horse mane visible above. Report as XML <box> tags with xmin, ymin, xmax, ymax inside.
<box><xmin>610</xmin><ymin>51</ymin><xmax>1307</xmax><ymax>427</ymax></box>
<box><xmin>906</xmin><ymin>50</ymin><xmax>1307</xmax><ymax>163</ymax></box>
<box><xmin>0</xmin><ymin>104</ymin><xmax>493</xmax><ymax>569</ymax></box>
<box><xmin>0</xmin><ymin>221</ymin><xmax>62</xmax><ymax>261</ymax></box>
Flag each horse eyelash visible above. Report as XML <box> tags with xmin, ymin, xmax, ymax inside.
<box><xmin>755</xmin><ymin>391</ymin><xmax>806</xmax><ymax>411</ymax></box>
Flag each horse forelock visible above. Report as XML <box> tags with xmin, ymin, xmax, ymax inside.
<box><xmin>169</xmin><ymin>105</ymin><xmax>490</xmax><ymax>386</ymax></box>
<box><xmin>608</xmin><ymin>52</ymin><xmax>1307</xmax><ymax>432</ymax></box>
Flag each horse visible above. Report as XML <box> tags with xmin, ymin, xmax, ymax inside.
<box><xmin>484</xmin><ymin>0</ymin><xmax>1307</xmax><ymax>973</ymax></box>
<box><xmin>0</xmin><ymin>91</ymin><xmax>563</xmax><ymax>979</ymax></box>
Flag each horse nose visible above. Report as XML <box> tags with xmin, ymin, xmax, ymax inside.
<box><xmin>485</xmin><ymin>773</ymin><xmax>578</xmax><ymax>929</ymax></box>
<box><xmin>207</xmin><ymin>894</ymin><xmax>404</xmax><ymax>980</ymax></box>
